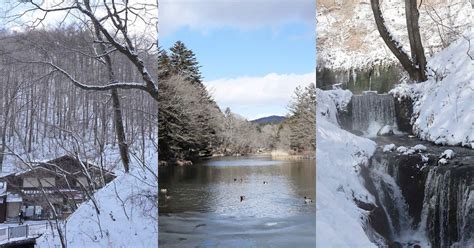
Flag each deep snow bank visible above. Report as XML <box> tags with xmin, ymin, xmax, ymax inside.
<box><xmin>316</xmin><ymin>89</ymin><xmax>377</xmax><ymax>247</ymax></box>
<box><xmin>36</xmin><ymin>153</ymin><xmax>158</xmax><ymax>248</ymax></box>
<box><xmin>391</xmin><ymin>30</ymin><xmax>474</xmax><ymax>147</ymax></box>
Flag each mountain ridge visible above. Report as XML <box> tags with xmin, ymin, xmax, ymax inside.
<box><xmin>250</xmin><ymin>115</ymin><xmax>286</xmax><ymax>125</ymax></box>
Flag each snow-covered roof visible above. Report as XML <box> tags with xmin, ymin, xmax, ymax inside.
<box><xmin>0</xmin><ymin>182</ymin><xmax>6</xmax><ymax>196</ymax></box>
<box><xmin>6</xmin><ymin>193</ymin><xmax>22</xmax><ymax>203</ymax></box>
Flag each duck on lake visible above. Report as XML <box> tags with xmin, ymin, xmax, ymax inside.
<box><xmin>240</xmin><ymin>196</ymin><xmax>245</xmax><ymax>202</ymax></box>
<box><xmin>263</xmin><ymin>181</ymin><xmax>268</xmax><ymax>184</ymax></box>
<box><xmin>304</xmin><ymin>196</ymin><xmax>312</xmax><ymax>204</ymax></box>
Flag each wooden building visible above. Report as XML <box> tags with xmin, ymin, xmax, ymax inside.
<box><xmin>0</xmin><ymin>155</ymin><xmax>115</xmax><ymax>222</ymax></box>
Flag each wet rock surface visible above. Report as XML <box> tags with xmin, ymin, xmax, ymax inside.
<box><xmin>362</xmin><ymin>135</ymin><xmax>473</xmax><ymax>247</ymax></box>
<box><xmin>393</xmin><ymin>96</ymin><xmax>414</xmax><ymax>133</ymax></box>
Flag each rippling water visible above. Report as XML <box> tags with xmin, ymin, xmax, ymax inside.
<box><xmin>158</xmin><ymin>155</ymin><xmax>316</xmax><ymax>247</ymax></box>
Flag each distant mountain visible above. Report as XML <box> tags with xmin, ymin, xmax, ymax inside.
<box><xmin>250</xmin><ymin>115</ymin><xmax>286</xmax><ymax>125</ymax></box>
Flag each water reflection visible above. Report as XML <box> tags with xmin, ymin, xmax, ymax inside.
<box><xmin>159</xmin><ymin>156</ymin><xmax>316</xmax><ymax>247</ymax></box>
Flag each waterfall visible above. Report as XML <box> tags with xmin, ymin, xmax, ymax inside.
<box><xmin>351</xmin><ymin>93</ymin><xmax>397</xmax><ymax>133</ymax></box>
<box><xmin>369</xmin><ymin>156</ymin><xmax>429</xmax><ymax>246</ymax></box>
<box><xmin>420</xmin><ymin>167</ymin><xmax>474</xmax><ymax>247</ymax></box>
<box><xmin>366</xmin><ymin>148</ymin><xmax>473</xmax><ymax>247</ymax></box>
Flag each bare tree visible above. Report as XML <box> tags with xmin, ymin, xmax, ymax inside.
<box><xmin>371</xmin><ymin>0</ymin><xmax>427</xmax><ymax>82</ymax></box>
<box><xmin>2</xmin><ymin>1</ymin><xmax>159</xmax><ymax>173</ymax></box>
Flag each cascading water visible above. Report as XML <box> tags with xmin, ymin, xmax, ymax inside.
<box><xmin>339</xmin><ymin>88</ymin><xmax>473</xmax><ymax>247</ymax></box>
<box><xmin>365</xmin><ymin>144</ymin><xmax>474</xmax><ymax>248</ymax></box>
<box><xmin>351</xmin><ymin>92</ymin><xmax>397</xmax><ymax>134</ymax></box>
<box><xmin>420</xmin><ymin>166</ymin><xmax>474</xmax><ymax>248</ymax></box>
<box><xmin>368</xmin><ymin>153</ymin><xmax>430</xmax><ymax>247</ymax></box>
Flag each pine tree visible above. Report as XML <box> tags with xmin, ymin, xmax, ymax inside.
<box><xmin>157</xmin><ymin>41</ymin><xmax>222</xmax><ymax>161</ymax></box>
<box><xmin>157</xmin><ymin>49</ymin><xmax>172</xmax><ymax>81</ymax></box>
<box><xmin>169</xmin><ymin>41</ymin><xmax>202</xmax><ymax>85</ymax></box>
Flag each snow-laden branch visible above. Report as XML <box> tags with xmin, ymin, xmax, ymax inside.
<box><xmin>6</xmin><ymin>56</ymin><xmax>148</xmax><ymax>92</ymax></box>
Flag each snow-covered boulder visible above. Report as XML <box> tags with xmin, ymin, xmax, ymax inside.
<box><xmin>412</xmin><ymin>144</ymin><xmax>427</xmax><ymax>152</ymax></box>
<box><xmin>383</xmin><ymin>144</ymin><xmax>396</xmax><ymax>152</ymax></box>
<box><xmin>421</xmin><ymin>154</ymin><xmax>429</xmax><ymax>162</ymax></box>
<box><xmin>404</xmin><ymin>149</ymin><xmax>416</xmax><ymax>155</ymax></box>
<box><xmin>396</xmin><ymin>146</ymin><xmax>408</xmax><ymax>153</ymax></box>
<box><xmin>396</xmin><ymin>146</ymin><xmax>415</xmax><ymax>155</ymax></box>
<box><xmin>377</xmin><ymin>125</ymin><xmax>394</xmax><ymax>136</ymax></box>
<box><xmin>440</xmin><ymin>149</ymin><xmax>455</xmax><ymax>159</ymax></box>
<box><xmin>438</xmin><ymin>158</ymin><xmax>448</xmax><ymax>165</ymax></box>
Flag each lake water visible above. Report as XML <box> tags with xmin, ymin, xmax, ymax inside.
<box><xmin>158</xmin><ymin>155</ymin><xmax>316</xmax><ymax>247</ymax></box>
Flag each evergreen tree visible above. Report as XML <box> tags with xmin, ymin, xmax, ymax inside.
<box><xmin>157</xmin><ymin>41</ymin><xmax>222</xmax><ymax>162</ymax></box>
<box><xmin>169</xmin><ymin>41</ymin><xmax>202</xmax><ymax>85</ymax></box>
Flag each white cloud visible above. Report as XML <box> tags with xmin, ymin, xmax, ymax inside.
<box><xmin>204</xmin><ymin>71</ymin><xmax>315</xmax><ymax>113</ymax></box>
<box><xmin>160</xmin><ymin>0</ymin><xmax>314</xmax><ymax>36</ymax></box>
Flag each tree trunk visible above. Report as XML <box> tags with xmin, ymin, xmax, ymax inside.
<box><xmin>111</xmin><ymin>89</ymin><xmax>130</xmax><ymax>173</ymax></box>
<box><xmin>84</xmin><ymin>1</ymin><xmax>130</xmax><ymax>173</ymax></box>
<box><xmin>405</xmin><ymin>0</ymin><xmax>427</xmax><ymax>81</ymax></box>
<box><xmin>370</xmin><ymin>0</ymin><xmax>427</xmax><ymax>82</ymax></box>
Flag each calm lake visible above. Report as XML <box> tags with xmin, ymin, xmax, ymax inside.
<box><xmin>158</xmin><ymin>155</ymin><xmax>316</xmax><ymax>247</ymax></box>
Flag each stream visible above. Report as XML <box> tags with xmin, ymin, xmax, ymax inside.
<box><xmin>158</xmin><ymin>156</ymin><xmax>316</xmax><ymax>247</ymax></box>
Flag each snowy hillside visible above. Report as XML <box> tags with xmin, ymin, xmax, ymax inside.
<box><xmin>35</xmin><ymin>152</ymin><xmax>158</xmax><ymax>248</ymax></box>
<box><xmin>316</xmin><ymin>88</ymin><xmax>378</xmax><ymax>246</ymax></box>
<box><xmin>317</xmin><ymin>0</ymin><xmax>473</xmax><ymax>70</ymax></box>
<box><xmin>391</xmin><ymin>29</ymin><xmax>474</xmax><ymax>147</ymax></box>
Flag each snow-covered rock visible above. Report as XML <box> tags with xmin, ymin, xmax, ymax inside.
<box><xmin>383</xmin><ymin>144</ymin><xmax>396</xmax><ymax>152</ymax></box>
<box><xmin>316</xmin><ymin>89</ymin><xmax>377</xmax><ymax>247</ymax></box>
<box><xmin>395</xmin><ymin>146</ymin><xmax>416</xmax><ymax>155</ymax></box>
<box><xmin>438</xmin><ymin>158</ymin><xmax>448</xmax><ymax>165</ymax></box>
<box><xmin>390</xmin><ymin>30</ymin><xmax>474</xmax><ymax>147</ymax></box>
<box><xmin>404</xmin><ymin>149</ymin><xmax>416</xmax><ymax>155</ymax></box>
<box><xmin>441</xmin><ymin>149</ymin><xmax>455</xmax><ymax>159</ymax></box>
<box><xmin>412</xmin><ymin>144</ymin><xmax>427</xmax><ymax>152</ymax></box>
<box><xmin>396</xmin><ymin>146</ymin><xmax>408</xmax><ymax>153</ymax></box>
<box><xmin>377</xmin><ymin>125</ymin><xmax>394</xmax><ymax>136</ymax></box>
<box><xmin>421</xmin><ymin>154</ymin><xmax>430</xmax><ymax>162</ymax></box>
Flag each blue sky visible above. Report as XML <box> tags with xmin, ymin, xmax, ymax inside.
<box><xmin>161</xmin><ymin>22</ymin><xmax>314</xmax><ymax>80</ymax></box>
<box><xmin>161</xmin><ymin>0</ymin><xmax>315</xmax><ymax>119</ymax></box>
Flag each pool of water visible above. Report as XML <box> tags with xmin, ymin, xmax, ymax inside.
<box><xmin>158</xmin><ymin>155</ymin><xmax>316</xmax><ymax>247</ymax></box>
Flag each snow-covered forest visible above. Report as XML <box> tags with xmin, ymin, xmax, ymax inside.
<box><xmin>0</xmin><ymin>1</ymin><xmax>160</xmax><ymax>247</ymax></box>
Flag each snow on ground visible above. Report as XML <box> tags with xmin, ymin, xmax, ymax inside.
<box><xmin>35</xmin><ymin>151</ymin><xmax>158</xmax><ymax>248</ymax></box>
<box><xmin>391</xmin><ymin>29</ymin><xmax>474</xmax><ymax>147</ymax></box>
<box><xmin>316</xmin><ymin>89</ymin><xmax>377</xmax><ymax>247</ymax></box>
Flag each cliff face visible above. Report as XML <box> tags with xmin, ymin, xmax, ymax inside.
<box><xmin>317</xmin><ymin>0</ymin><xmax>473</xmax><ymax>70</ymax></box>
